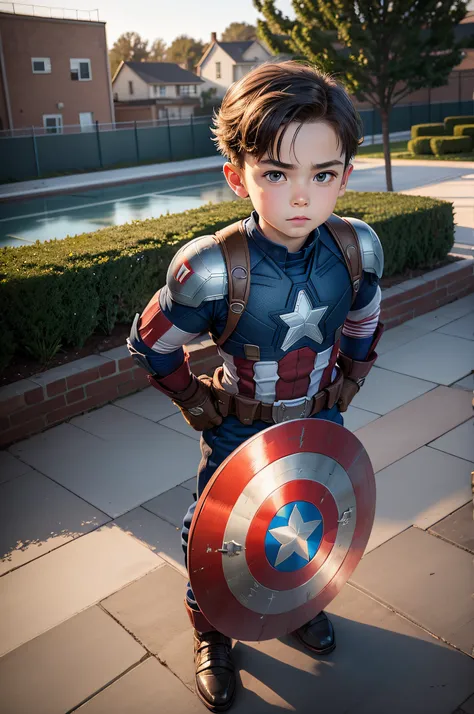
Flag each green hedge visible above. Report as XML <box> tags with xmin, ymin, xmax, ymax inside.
<box><xmin>453</xmin><ymin>124</ymin><xmax>474</xmax><ymax>139</ymax></box>
<box><xmin>0</xmin><ymin>193</ymin><xmax>455</xmax><ymax>371</ymax></box>
<box><xmin>407</xmin><ymin>137</ymin><xmax>434</xmax><ymax>155</ymax></box>
<box><xmin>430</xmin><ymin>135</ymin><xmax>472</xmax><ymax>155</ymax></box>
<box><xmin>444</xmin><ymin>115</ymin><xmax>474</xmax><ymax>134</ymax></box>
<box><xmin>411</xmin><ymin>123</ymin><xmax>445</xmax><ymax>138</ymax></box>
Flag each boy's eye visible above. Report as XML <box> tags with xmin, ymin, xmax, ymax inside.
<box><xmin>262</xmin><ymin>171</ymin><xmax>336</xmax><ymax>184</ymax></box>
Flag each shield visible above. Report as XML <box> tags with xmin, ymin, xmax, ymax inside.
<box><xmin>188</xmin><ymin>418</ymin><xmax>375</xmax><ymax>641</ymax></box>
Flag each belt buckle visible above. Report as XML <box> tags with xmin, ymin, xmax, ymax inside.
<box><xmin>271</xmin><ymin>396</ymin><xmax>312</xmax><ymax>423</ymax></box>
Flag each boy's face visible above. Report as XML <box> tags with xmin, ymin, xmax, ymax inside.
<box><xmin>223</xmin><ymin>120</ymin><xmax>354</xmax><ymax>252</ymax></box>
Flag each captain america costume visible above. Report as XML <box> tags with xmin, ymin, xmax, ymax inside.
<box><xmin>128</xmin><ymin>207</ymin><xmax>382</xmax><ymax>618</ymax></box>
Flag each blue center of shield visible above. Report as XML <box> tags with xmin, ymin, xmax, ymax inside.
<box><xmin>265</xmin><ymin>501</ymin><xmax>323</xmax><ymax>572</ymax></box>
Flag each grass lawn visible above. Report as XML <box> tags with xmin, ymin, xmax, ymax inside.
<box><xmin>358</xmin><ymin>140</ymin><xmax>474</xmax><ymax>161</ymax></box>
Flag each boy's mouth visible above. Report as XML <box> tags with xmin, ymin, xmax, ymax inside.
<box><xmin>288</xmin><ymin>216</ymin><xmax>309</xmax><ymax>221</ymax></box>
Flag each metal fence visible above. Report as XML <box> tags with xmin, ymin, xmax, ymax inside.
<box><xmin>1</xmin><ymin>100</ymin><xmax>473</xmax><ymax>183</ymax></box>
<box><xmin>0</xmin><ymin>2</ymin><xmax>99</xmax><ymax>21</ymax></box>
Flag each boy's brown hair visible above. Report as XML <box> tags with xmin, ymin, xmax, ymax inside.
<box><xmin>211</xmin><ymin>60</ymin><xmax>363</xmax><ymax>172</ymax></box>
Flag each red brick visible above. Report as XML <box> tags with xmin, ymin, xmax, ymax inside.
<box><xmin>436</xmin><ymin>266</ymin><xmax>473</xmax><ymax>288</ymax></box>
<box><xmin>45</xmin><ymin>397</ymin><xmax>103</xmax><ymax>426</ymax></box>
<box><xmin>119</xmin><ymin>356</ymin><xmax>134</xmax><ymax>372</ymax></box>
<box><xmin>132</xmin><ymin>369</ymin><xmax>149</xmax><ymax>387</ymax></box>
<box><xmin>99</xmin><ymin>361</ymin><xmax>116</xmax><ymax>378</ymax></box>
<box><xmin>0</xmin><ymin>394</ymin><xmax>25</xmax><ymax>418</ymax></box>
<box><xmin>447</xmin><ymin>276</ymin><xmax>474</xmax><ymax>295</ymax></box>
<box><xmin>381</xmin><ymin>301</ymin><xmax>416</xmax><ymax>319</ymax></box>
<box><xmin>24</xmin><ymin>387</ymin><xmax>44</xmax><ymax>405</ymax></box>
<box><xmin>380</xmin><ymin>294</ymin><xmax>404</xmax><ymax>310</ymax></box>
<box><xmin>400</xmin><ymin>282</ymin><xmax>433</xmax><ymax>302</ymax></box>
<box><xmin>66</xmin><ymin>387</ymin><xmax>85</xmax><ymax>404</ymax></box>
<box><xmin>85</xmin><ymin>371</ymin><xmax>130</xmax><ymax>398</ymax></box>
<box><xmin>66</xmin><ymin>367</ymin><xmax>100</xmax><ymax>390</ymax></box>
<box><xmin>117</xmin><ymin>380</ymin><xmax>139</xmax><ymax>396</ymax></box>
<box><xmin>455</xmin><ymin>286</ymin><xmax>474</xmax><ymax>300</ymax></box>
<box><xmin>0</xmin><ymin>416</ymin><xmax>10</xmax><ymax>431</ymax></box>
<box><xmin>0</xmin><ymin>416</ymin><xmax>46</xmax><ymax>448</ymax></box>
<box><xmin>9</xmin><ymin>394</ymin><xmax>66</xmax><ymax>426</ymax></box>
<box><xmin>46</xmin><ymin>378</ymin><xmax>67</xmax><ymax>398</ymax></box>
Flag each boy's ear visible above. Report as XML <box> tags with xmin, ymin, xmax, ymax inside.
<box><xmin>338</xmin><ymin>164</ymin><xmax>354</xmax><ymax>197</ymax></box>
<box><xmin>223</xmin><ymin>162</ymin><xmax>249</xmax><ymax>199</ymax></box>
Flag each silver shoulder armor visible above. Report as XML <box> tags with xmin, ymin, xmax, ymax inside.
<box><xmin>342</xmin><ymin>217</ymin><xmax>384</xmax><ymax>279</ymax></box>
<box><xmin>166</xmin><ymin>234</ymin><xmax>228</xmax><ymax>308</ymax></box>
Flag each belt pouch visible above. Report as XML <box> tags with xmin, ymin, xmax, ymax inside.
<box><xmin>234</xmin><ymin>394</ymin><xmax>260</xmax><ymax>425</ymax></box>
<box><xmin>211</xmin><ymin>367</ymin><xmax>232</xmax><ymax>417</ymax></box>
<box><xmin>324</xmin><ymin>371</ymin><xmax>343</xmax><ymax>409</ymax></box>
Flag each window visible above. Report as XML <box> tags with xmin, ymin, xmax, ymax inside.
<box><xmin>176</xmin><ymin>85</ymin><xmax>180</xmax><ymax>96</ymax></box>
<box><xmin>79</xmin><ymin>112</ymin><xmax>94</xmax><ymax>132</ymax></box>
<box><xmin>128</xmin><ymin>80</ymin><xmax>134</xmax><ymax>95</ymax></box>
<box><xmin>32</xmin><ymin>57</ymin><xmax>51</xmax><ymax>74</ymax></box>
<box><xmin>159</xmin><ymin>85</ymin><xmax>166</xmax><ymax>96</ymax></box>
<box><xmin>70</xmin><ymin>58</ymin><xmax>91</xmax><ymax>81</ymax></box>
<box><xmin>215</xmin><ymin>62</ymin><xmax>221</xmax><ymax>79</ymax></box>
<box><xmin>180</xmin><ymin>85</ymin><xmax>196</xmax><ymax>96</ymax></box>
<box><xmin>43</xmin><ymin>114</ymin><xmax>63</xmax><ymax>134</ymax></box>
<box><xmin>153</xmin><ymin>84</ymin><xmax>158</xmax><ymax>96</ymax></box>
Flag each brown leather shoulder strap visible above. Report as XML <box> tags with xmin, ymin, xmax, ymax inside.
<box><xmin>324</xmin><ymin>214</ymin><xmax>363</xmax><ymax>304</ymax></box>
<box><xmin>213</xmin><ymin>219</ymin><xmax>250</xmax><ymax>347</ymax></box>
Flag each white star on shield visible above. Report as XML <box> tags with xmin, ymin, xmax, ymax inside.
<box><xmin>279</xmin><ymin>289</ymin><xmax>328</xmax><ymax>351</ymax></box>
<box><xmin>269</xmin><ymin>504</ymin><xmax>321</xmax><ymax>567</ymax></box>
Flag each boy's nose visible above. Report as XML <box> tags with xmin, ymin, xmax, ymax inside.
<box><xmin>291</xmin><ymin>195</ymin><xmax>309</xmax><ymax>207</ymax></box>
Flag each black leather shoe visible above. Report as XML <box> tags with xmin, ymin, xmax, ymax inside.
<box><xmin>293</xmin><ymin>611</ymin><xmax>336</xmax><ymax>654</ymax></box>
<box><xmin>194</xmin><ymin>630</ymin><xmax>236</xmax><ymax>712</ymax></box>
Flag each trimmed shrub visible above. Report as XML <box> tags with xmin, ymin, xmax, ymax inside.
<box><xmin>430</xmin><ymin>136</ymin><xmax>472</xmax><ymax>155</ymax></box>
<box><xmin>411</xmin><ymin>123</ymin><xmax>445</xmax><ymax>139</ymax></box>
<box><xmin>408</xmin><ymin>137</ymin><xmax>435</xmax><ymax>155</ymax></box>
<box><xmin>0</xmin><ymin>194</ymin><xmax>455</xmax><ymax>371</ymax></box>
<box><xmin>444</xmin><ymin>115</ymin><xmax>474</xmax><ymax>135</ymax></box>
<box><xmin>453</xmin><ymin>124</ymin><xmax>474</xmax><ymax>139</ymax></box>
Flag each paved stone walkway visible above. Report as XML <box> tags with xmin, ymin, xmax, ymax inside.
<box><xmin>0</xmin><ymin>158</ymin><xmax>473</xmax><ymax>713</ymax></box>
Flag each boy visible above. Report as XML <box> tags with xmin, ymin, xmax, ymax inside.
<box><xmin>128</xmin><ymin>60</ymin><xmax>384</xmax><ymax>712</ymax></box>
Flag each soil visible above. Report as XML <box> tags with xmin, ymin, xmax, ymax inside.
<box><xmin>1</xmin><ymin>255</ymin><xmax>463</xmax><ymax>388</ymax></box>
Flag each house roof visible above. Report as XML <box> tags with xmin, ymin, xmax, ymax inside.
<box><xmin>118</xmin><ymin>62</ymin><xmax>204</xmax><ymax>85</ymax></box>
<box><xmin>196</xmin><ymin>39</ymin><xmax>271</xmax><ymax>68</ymax></box>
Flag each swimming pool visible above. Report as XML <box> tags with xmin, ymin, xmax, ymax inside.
<box><xmin>0</xmin><ymin>169</ymin><xmax>234</xmax><ymax>248</ymax></box>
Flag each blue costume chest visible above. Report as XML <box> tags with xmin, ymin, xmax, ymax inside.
<box><xmin>212</xmin><ymin>222</ymin><xmax>353</xmax><ymax>360</ymax></box>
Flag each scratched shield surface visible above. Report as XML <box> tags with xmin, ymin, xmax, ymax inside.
<box><xmin>188</xmin><ymin>418</ymin><xmax>376</xmax><ymax>641</ymax></box>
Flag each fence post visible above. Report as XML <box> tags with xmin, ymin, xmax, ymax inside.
<box><xmin>95</xmin><ymin>120</ymin><xmax>103</xmax><ymax>169</ymax></box>
<box><xmin>372</xmin><ymin>108</ymin><xmax>375</xmax><ymax>145</ymax></box>
<box><xmin>428</xmin><ymin>88</ymin><xmax>431</xmax><ymax>122</ymax></box>
<box><xmin>31</xmin><ymin>125</ymin><xmax>41</xmax><ymax>178</ymax></box>
<box><xmin>458</xmin><ymin>71</ymin><xmax>461</xmax><ymax>114</ymax></box>
<box><xmin>166</xmin><ymin>109</ymin><xmax>173</xmax><ymax>161</ymax></box>
<box><xmin>134</xmin><ymin>120</ymin><xmax>140</xmax><ymax>163</ymax></box>
<box><xmin>190</xmin><ymin>113</ymin><xmax>195</xmax><ymax>158</ymax></box>
<box><xmin>409</xmin><ymin>103</ymin><xmax>412</xmax><ymax>132</ymax></box>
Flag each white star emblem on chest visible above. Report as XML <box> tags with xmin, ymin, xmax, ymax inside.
<box><xmin>279</xmin><ymin>289</ymin><xmax>328</xmax><ymax>351</ymax></box>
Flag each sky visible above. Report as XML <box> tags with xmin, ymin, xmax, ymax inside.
<box><xmin>23</xmin><ymin>0</ymin><xmax>295</xmax><ymax>48</ymax></box>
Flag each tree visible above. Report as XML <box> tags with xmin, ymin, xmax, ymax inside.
<box><xmin>253</xmin><ymin>0</ymin><xmax>474</xmax><ymax>191</ymax></box>
<box><xmin>149</xmin><ymin>38</ymin><xmax>167</xmax><ymax>62</ymax></box>
<box><xmin>109</xmin><ymin>32</ymin><xmax>149</xmax><ymax>76</ymax></box>
<box><xmin>221</xmin><ymin>22</ymin><xmax>258</xmax><ymax>41</ymax></box>
<box><xmin>166</xmin><ymin>35</ymin><xmax>206</xmax><ymax>72</ymax></box>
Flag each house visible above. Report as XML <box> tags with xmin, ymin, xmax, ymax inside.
<box><xmin>196</xmin><ymin>32</ymin><xmax>282</xmax><ymax>98</ymax></box>
<box><xmin>0</xmin><ymin>6</ymin><xmax>114</xmax><ymax>133</ymax></box>
<box><xmin>112</xmin><ymin>62</ymin><xmax>204</xmax><ymax>121</ymax></box>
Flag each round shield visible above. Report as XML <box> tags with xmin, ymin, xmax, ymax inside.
<box><xmin>188</xmin><ymin>418</ymin><xmax>375</xmax><ymax>641</ymax></box>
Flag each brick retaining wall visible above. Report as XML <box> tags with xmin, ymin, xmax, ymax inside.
<box><xmin>1</xmin><ymin>258</ymin><xmax>473</xmax><ymax>448</ymax></box>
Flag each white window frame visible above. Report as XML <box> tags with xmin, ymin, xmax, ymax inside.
<box><xmin>159</xmin><ymin>85</ymin><xmax>166</xmax><ymax>96</ymax></box>
<box><xmin>79</xmin><ymin>112</ymin><xmax>94</xmax><ymax>132</ymax></box>
<box><xmin>43</xmin><ymin>114</ymin><xmax>63</xmax><ymax>134</ymax></box>
<box><xmin>70</xmin><ymin>58</ymin><xmax>92</xmax><ymax>81</ymax></box>
<box><xmin>32</xmin><ymin>57</ymin><xmax>51</xmax><ymax>74</ymax></box>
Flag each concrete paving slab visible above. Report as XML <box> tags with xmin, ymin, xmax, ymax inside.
<box><xmin>429</xmin><ymin>504</ymin><xmax>474</xmax><ymax>554</ymax></box>
<box><xmin>0</xmin><ymin>468</ymin><xmax>110</xmax><ymax>576</ymax></box>
<box><xmin>72</xmin><ymin>656</ymin><xmax>203</xmax><ymax>713</ymax></box>
<box><xmin>436</xmin><ymin>312</ymin><xmax>474</xmax><ymax>341</ymax></box>
<box><xmin>101</xmin><ymin>564</ymin><xmax>189</xmax><ymax>656</ymax></box>
<box><xmin>341</xmin><ymin>405</ymin><xmax>380</xmax><ymax>432</ymax></box>
<box><xmin>9</xmin><ymin>421</ymin><xmax>199</xmax><ymax>518</ymax></box>
<box><xmin>143</xmin><ymin>485</ymin><xmax>193</xmax><ymax>528</ymax></box>
<box><xmin>180</xmin><ymin>476</ymin><xmax>197</xmax><ymax>493</ymax></box>
<box><xmin>376</xmin><ymin>322</ymin><xmax>430</xmax><ymax>355</ymax></box>
<box><xmin>114</xmin><ymin>386</ymin><xmax>179</xmax><ymax>422</ymax></box>
<box><xmin>113</xmin><ymin>506</ymin><xmax>186</xmax><ymax>576</ymax></box>
<box><xmin>366</xmin><ymin>446</ymin><xmax>472</xmax><ymax>553</ymax></box>
<box><xmin>0</xmin><ymin>605</ymin><xmax>145</xmax><ymax>714</ymax></box>
<box><xmin>458</xmin><ymin>693</ymin><xmax>474</xmax><ymax>714</ymax></box>
<box><xmin>0</xmin><ymin>449</ymin><xmax>33</xmax><ymax>485</ymax></box>
<box><xmin>452</xmin><ymin>373</ymin><xmax>474</xmax><ymax>391</ymax></box>
<box><xmin>428</xmin><ymin>418</ymin><xmax>474</xmax><ymax>463</ymax></box>
<box><xmin>71</xmin><ymin>403</ymin><xmax>184</xmax><ymax>441</ymax></box>
<box><xmin>157</xmin><ymin>411</ymin><xmax>201</xmax><ymax>441</ymax></box>
<box><xmin>351</xmin><ymin>366</ymin><xmax>437</xmax><ymax>415</ymax></box>
<box><xmin>350</xmin><ymin>527</ymin><xmax>474</xmax><ymax>656</ymax></box>
<box><xmin>355</xmin><ymin>386</ymin><xmax>472</xmax><ymax>473</ymax></box>
<box><xmin>157</xmin><ymin>583</ymin><xmax>474</xmax><ymax>714</ymax></box>
<box><xmin>376</xmin><ymin>331</ymin><xmax>474</xmax><ymax>385</ymax></box>
<box><xmin>0</xmin><ymin>523</ymin><xmax>161</xmax><ymax>657</ymax></box>
<box><xmin>406</xmin><ymin>293</ymin><xmax>474</xmax><ymax>332</ymax></box>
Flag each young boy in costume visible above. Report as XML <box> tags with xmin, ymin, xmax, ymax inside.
<box><xmin>128</xmin><ymin>60</ymin><xmax>384</xmax><ymax>712</ymax></box>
